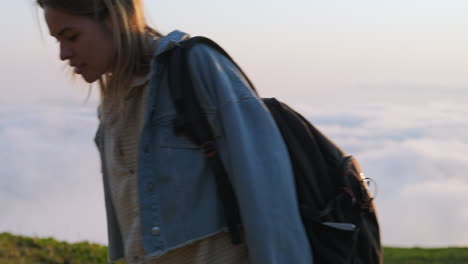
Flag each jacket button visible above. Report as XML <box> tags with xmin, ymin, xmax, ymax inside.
<box><xmin>146</xmin><ymin>183</ymin><xmax>155</xmax><ymax>192</ymax></box>
<box><xmin>151</xmin><ymin>226</ymin><xmax>161</xmax><ymax>236</ymax></box>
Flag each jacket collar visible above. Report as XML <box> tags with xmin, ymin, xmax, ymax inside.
<box><xmin>153</xmin><ymin>30</ymin><xmax>191</xmax><ymax>57</ymax></box>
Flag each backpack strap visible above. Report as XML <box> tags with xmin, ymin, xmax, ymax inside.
<box><xmin>177</xmin><ymin>37</ymin><xmax>258</xmax><ymax>95</ymax></box>
<box><xmin>167</xmin><ymin>37</ymin><xmax>244</xmax><ymax>244</ymax></box>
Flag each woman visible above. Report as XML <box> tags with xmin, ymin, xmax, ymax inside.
<box><xmin>37</xmin><ymin>0</ymin><xmax>313</xmax><ymax>263</ymax></box>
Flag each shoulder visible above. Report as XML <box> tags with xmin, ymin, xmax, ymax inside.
<box><xmin>152</xmin><ymin>30</ymin><xmax>191</xmax><ymax>57</ymax></box>
<box><xmin>185</xmin><ymin>40</ymin><xmax>257</xmax><ymax>106</ymax></box>
<box><xmin>152</xmin><ymin>31</ymin><xmax>257</xmax><ymax>106</ymax></box>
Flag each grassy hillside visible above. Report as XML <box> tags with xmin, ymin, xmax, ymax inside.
<box><xmin>384</xmin><ymin>247</ymin><xmax>468</xmax><ymax>264</ymax></box>
<box><xmin>0</xmin><ymin>232</ymin><xmax>108</xmax><ymax>264</ymax></box>
<box><xmin>1</xmin><ymin>232</ymin><xmax>468</xmax><ymax>263</ymax></box>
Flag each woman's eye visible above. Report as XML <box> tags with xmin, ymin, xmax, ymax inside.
<box><xmin>68</xmin><ymin>35</ymin><xmax>79</xmax><ymax>41</ymax></box>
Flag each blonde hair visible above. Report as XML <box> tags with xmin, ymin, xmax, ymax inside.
<box><xmin>37</xmin><ymin>0</ymin><xmax>163</xmax><ymax>111</ymax></box>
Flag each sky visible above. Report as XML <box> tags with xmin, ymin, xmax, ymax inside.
<box><xmin>1</xmin><ymin>0</ymin><xmax>467</xmax><ymax>247</ymax></box>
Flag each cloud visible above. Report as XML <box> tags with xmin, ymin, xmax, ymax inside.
<box><xmin>0</xmin><ymin>98</ymin><xmax>107</xmax><ymax>244</ymax></box>
<box><xmin>1</xmin><ymin>93</ymin><xmax>467</xmax><ymax>248</ymax></box>
<box><xmin>297</xmin><ymin>99</ymin><xmax>468</xmax><ymax>246</ymax></box>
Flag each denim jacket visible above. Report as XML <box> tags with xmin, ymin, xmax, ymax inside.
<box><xmin>95</xmin><ymin>30</ymin><xmax>313</xmax><ymax>264</ymax></box>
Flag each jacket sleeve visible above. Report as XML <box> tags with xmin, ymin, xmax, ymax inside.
<box><xmin>187</xmin><ymin>44</ymin><xmax>314</xmax><ymax>264</ymax></box>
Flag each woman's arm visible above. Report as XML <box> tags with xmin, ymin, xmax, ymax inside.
<box><xmin>187</xmin><ymin>44</ymin><xmax>313</xmax><ymax>264</ymax></box>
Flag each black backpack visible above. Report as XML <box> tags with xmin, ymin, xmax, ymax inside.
<box><xmin>161</xmin><ymin>36</ymin><xmax>383</xmax><ymax>264</ymax></box>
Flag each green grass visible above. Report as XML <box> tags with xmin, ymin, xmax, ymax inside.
<box><xmin>384</xmin><ymin>247</ymin><xmax>468</xmax><ymax>264</ymax></box>
<box><xmin>1</xmin><ymin>232</ymin><xmax>468</xmax><ymax>263</ymax></box>
<box><xmin>0</xmin><ymin>232</ymin><xmax>108</xmax><ymax>264</ymax></box>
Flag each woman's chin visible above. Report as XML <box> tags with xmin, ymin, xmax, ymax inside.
<box><xmin>81</xmin><ymin>73</ymin><xmax>100</xmax><ymax>83</ymax></box>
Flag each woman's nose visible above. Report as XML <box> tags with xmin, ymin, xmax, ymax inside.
<box><xmin>60</xmin><ymin>43</ymin><xmax>73</xmax><ymax>61</ymax></box>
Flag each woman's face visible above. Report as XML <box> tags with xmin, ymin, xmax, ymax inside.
<box><xmin>44</xmin><ymin>7</ymin><xmax>115</xmax><ymax>83</ymax></box>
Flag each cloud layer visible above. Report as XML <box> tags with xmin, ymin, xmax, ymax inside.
<box><xmin>0</xmin><ymin>98</ymin><xmax>107</xmax><ymax>244</ymax></box>
<box><xmin>1</xmin><ymin>95</ymin><xmax>467</xmax><ymax>247</ymax></box>
<box><xmin>301</xmin><ymin>99</ymin><xmax>468</xmax><ymax>247</ymax></box>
